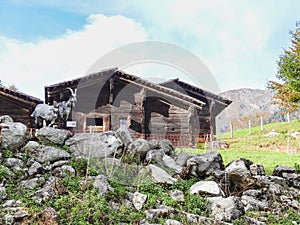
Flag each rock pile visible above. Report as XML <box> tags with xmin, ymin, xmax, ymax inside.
<box><xmin>0</xmin><ymin>115</ymin><xmax>299</xmax><ymax>224</ymax></box>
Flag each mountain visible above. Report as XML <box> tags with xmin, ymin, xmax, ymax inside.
<box><xmin>216</xmin><ymin>88</ymin><xmax>299</xmax><ymax>133</ymax></box>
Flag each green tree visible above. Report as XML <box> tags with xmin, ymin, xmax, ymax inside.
<box><xmin>268</xmin><ymin>21</ymin><xmax>300</xmax><ymax>112</ymax></box>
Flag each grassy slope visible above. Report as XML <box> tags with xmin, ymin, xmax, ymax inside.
<box><xmin>179</xmin><ymin>120</ymin><xmax>300</xmax><ymax>174</ymax></box>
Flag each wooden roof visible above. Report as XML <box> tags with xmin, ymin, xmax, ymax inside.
<box><xmin>45</xmin><ymin>68</ymin><xmax>206</xmax><ymax>110</ymax></box>
<box><xmin>160</xmin><ymin>78</ymin><xmax>232</xmax><ymax>115</ymax></box>
<box><xmin>0</xmin><ymin>85</ymin><xmax>43</xmax><ymax>108</ymax></box>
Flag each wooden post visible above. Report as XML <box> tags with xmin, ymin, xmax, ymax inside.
<box><xmin>230</xmin><ymin>122</ymin><xmax>233</xmax><ymax>138</ymax></box>
<box><xmin>139</xmin><ymin>88</ymin><xmax>146</xmax><ymax>138</ymax></box>
<box><xmin>109</xmin><ymin>78</ymin><xmax>114</xmax><ymax>105</ymax></box>
<box><xmin>249</xmin><ymin>120</ymin><xmax>252</xmax><ymax>135</ymax></box>
<box><xmin>260</xmin><ymin>116</ymin><xmax>263</xmax><ymax>131</ymax></box>
<box><xmin>287</xmin><ymin>112</ymin><xmax>290</xmax><ymax>123</ymax></box>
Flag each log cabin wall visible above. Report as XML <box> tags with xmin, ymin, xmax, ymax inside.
<box><xmin>0</xmin><ymin>86</ymin><xmax>43</xmax><ymax>127</ymax></box>
<box><xmin>160</xmin><ymin>79</ymin><xmax>232</xmax><ymax>137</ymax></box>
<box><xmin>45</xmin><ymin>68</ymin><xmax>223</xmax><ymax>147</ymax></box>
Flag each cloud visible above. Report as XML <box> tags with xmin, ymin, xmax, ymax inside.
<box><xmin>0</xmin><ymin>14</ymin><xmax>147</xmax><ymax>99</ymax></box>
<box><xmin>1</xmin><ymin>0</ymin><xmax>300</xmax><ymax>100</ymax></box>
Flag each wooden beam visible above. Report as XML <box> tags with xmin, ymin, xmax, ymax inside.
<box><xmin>109</xmin><ymin>78</ymin><xmax>114</xmax><ymax>105</ymax></box>
<box><xmin>118</xmin><ymin>77</ymin><xmax>205</xmax><ymax>110</ymax></box>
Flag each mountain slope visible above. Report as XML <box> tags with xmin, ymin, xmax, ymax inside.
<box><xmin>216</xmin><ymin>88</ymin><xmax>295</xmax><ymax>133</ymax></box>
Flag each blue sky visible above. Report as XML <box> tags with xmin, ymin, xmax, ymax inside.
<box><xmin>0</xmin><ymin>0</ymin><xmax>299</xmax><ymax>99</ymax></box>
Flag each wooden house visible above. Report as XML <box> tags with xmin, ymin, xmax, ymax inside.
<box><xmin>160</xmin><ymin>78</ymin><xmax>232</xmax><ymax>137</ymax></box>
<box><xmin>45</xmin><ymin>68</ymin><xmax>231</xmax><ymax>147</ymax></box>
<box><xmin>0</xmin><ymin>85</ymin><xmax>43</xmax><ymax>127</ymax></box>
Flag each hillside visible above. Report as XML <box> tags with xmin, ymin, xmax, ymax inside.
<box><xmin>1</xmin><ymin>116</ymin><xmax>300</xmax><ymax>224</ymax></box>
<box><xmin>216</xmin><ymin>88</ymin><xmax>300</xmax><ymax>133</ymax></box>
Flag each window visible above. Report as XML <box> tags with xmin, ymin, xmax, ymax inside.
<box><xmin>86</xmin><ymin>117</ymin><xmax>103</xmax><ymax>126</ymax></box>
<box><xmin>119</xmin><ymin>118</ymin><xmax>127</xmax><ymax>128</ymax></box>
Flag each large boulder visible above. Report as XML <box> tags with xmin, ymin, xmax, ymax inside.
<box><xmin>33</xmin><ymin>146</ymin><xmax>71</xmax><ymax>163</ymax></box>
<box><xmin>127</xmin><ymin>138</ymin><xmax>151</xmax><ymax>162</ymax></box>
<box><xmin>241</xmin><ymin>189</ymin><xmax>269</xmax><ymax>211</ymax></box>
<box><xmin>209</xmin><ymin>196</ymin><xmax>245</xmax><ymax>222</ymax></box>
<box><xmin>225</xmin><ymin>159</ymin><xmax>252</xmax><ymax>177</ymax></box>
<box><xmin>272</xmin><ymin>165</ymin><xmax>295</xmax><ymax>177</ymax></box>
<box><xmin>35</xmin><ymin>127</ymin><xmax>72</xmax><ymax>146</ymax></box>
<box><xmin>159</xmin><ymin>139</ymin><xmax>175</xmax><ymax>156</ymax></box>
<box><xmin>145</xmin><ymin>150</ymin><xmax>183</xmax><ymax>174</ymax></box>
<box><xmin>146</xmin><ymin>164</ymin><xmax>177</xmax><ymax>184</ymax></box>
<box><xmin>132</xmin><ymin>192</ymin><xmax>147</xmax><ymax>210</ymax></box>
<box><xmin>190</xmin><ymin>181</ymin><xmax>224</xmax><ymax>196</ymax></box>
<box><xmin>65</xmin><ymin>131</ymin><xmax>123</xmax><ymax>158</ymax></box>
<box><xmin>0</xmin><ymin>122</ymin><xmax>27</xmax><ymax>150</ymax></box>
<box><xmin>186</xmin><ymin>151</ymin><xmax>225</xmax><ymax>179</ymax></box>
<box><xmin>115</xmin><ymin>127</ymin><xmax>132</xmax><ymax>148</ymax></box>
<box><xmin>92</xmin><ymin>175</ymin><xmax>114</xmax><ymax>196</ymax></box>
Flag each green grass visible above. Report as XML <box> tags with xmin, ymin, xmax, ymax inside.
<box><xmin>180</xmin><ymin>148</ymin><xmax>299</xmax><ymax>175</ymax></box>
<box><xmin>178</xmin><ymin>120</ymin><xmax>300</xmax><ymax>175</ymax></box>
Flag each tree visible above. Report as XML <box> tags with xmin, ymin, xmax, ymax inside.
<box><xmin>268</xmin><ymin>21</ymin><xmax>300</xmax><ymax>112</ymax></box>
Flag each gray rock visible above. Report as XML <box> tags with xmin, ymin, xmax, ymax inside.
<box><xmin>4</xmin><ymin>214</ymin><xmax>14</xmax><ymax>225</ymax></box>
<box><xmin>128</xmin><ymin>138</ymin><xmax>151</xmax><ymax>162</ymax></box>
<box><xmin>0</xmin><ymin>122</ymin><xmax>27</xmax><ymax>150</ymax></box>
<box><xmin>132</xmin><ymin>192</ymin><xmax>147</xmax><ymax>210</ymax></box>
<box><xmin>52</xmin><ymin>165</ymin><xmax>76</xmax><ymax>177</ymax></box>
<box><xmin>256</xmin><ymin>175</ymin><xmax>288</xmax><ymax>188</ymax></box>
<box><xmin>22</xmin><ymin>141</ymin><xmax>40</xmax><ymax>152</ymax></box>
<box><xmin>4</xmin><ymin>158</ymin><xmax>24</xmax><ymax>172</ymax></box>
<box><xmin>40</xmin><ymin>207</ymin><xmax>58</xmax><ymax>224</ymax></box>
<box><xmin>20</xmin><ymin>178</ymin><xmax>39</xmax><ymax>190</ymax></box>
<box><xmin>250</xmin><ymin>164</ymin><xmax>266</xmax><ymax>176</ymax></box>
<box><xmin>190</xmin><ymin>181</ymin><xmax>224</xmax><ymax>196</ymax></box>
<box><xmin>146</xmin><ymin>150</ymin><xmax>183</xmax><ymax>174</ymax></box>
<box><xmin>159</xmin><ymin>139</ymin><xmax>175</xmax><ymax>156</ymax></box>
<box><xmin>149</xmin><ymin>139</ymin><xmax>160</xmax><ymax>150</ymax></box>
<box><xmin>13</xmin><ymin>210</ymin><xmax>29</xmax><ymax>220</ymax></box>
<box><xmin>209</xmin><ymin>196</ymin><xmax>244</xmax><ymax>222</ymax></box>
<box><xmin>66</xmin><ymin>132</ymin><xmax>123</xmax><ymax>158</ymax></box>
<box><xmin>115</xmin><ymin>127</ymin><xmax>132</xmax><ymax>148</ymax></box>
<box><xmin>147</xmin><ymin>164</ymin><xmax>177</xmax><ymax>184</ymax></box>
<box><xmin>241</xmin><ymin>189</ymin><xmax>269</xmax><ymax>211</ymax></box>
<box><xmin>244</xmin><ymin>216</ymin><xmax>266</xmax><ymax>225</ymax></box>
<box><xmin>225</xmin><ymin>159</ymin><xmax>251</xmax><ymax>177</ymax></box>
<box><xmin>35</xmin><ymin>127</ymin><xmax>72</xmax><ymax>146</ymax></box>
<box><xmin>0</xmin><ymin>185</ymin><xmax>7</xmax><ymax>200</ymax></box>
<box><xmin>187</xmin><ymin>151</ymin><xmax>225</xmax><ymax>179</ymax></box>
<box><xmin>28</xmin><ymin>161</ymin><xmax>43</xmax><ymax>176</ymax></box>
<box><xmin>0</xmin><ymin>165</ymin><xmax>14</xmax><ymax>180</ymax></box>
<box><xmin>32</xmin><ymin>176</ymin><xmax>58</xmax><ymax>203</ymax></box>
<box><xmin>283</xmin><ymin>173</ymin><xmax>300</xmax><ymax>188</ymax></box>
<box><xmin>93</xmin><ymin>175</ymin><xmax>114</xmax><ymax>196</ymax></box>
<box><xmin>161</xmin><ymin>155</ymin><xmax>183</xmax><ymax>174</ymax></box>
<box><xmin>165</xmin><ymin>219</ymin><xmax>182</xmax><ymax>225</ymax></box>
<box><xmin>145</xmin><ymin>149</ymin><xmax>165</xmax><ymax>164</ymax></box>
<box><xmin>175</xmin><ymin>151</ymin><xmax>190</xmax><ymax>167</ymax></box>
<box><xmin>179</xmin><ymin>212</ymin><xmax>212</xmax><ymax>224</ymax></box>
<box><xmin>2</xmin><ymin>199</ymin><xmax>22</xmax><ymax>208</ymax></box>
<box><xmin>0</xmin><ymin>115</ymin><xmax>14</xmax><ymax>123</ymax></box>
<box><xmin>33</xmin><ymin>146</ymin><xmax>71</xmax><ymax>163</ymax></box>
<box><xmin>145</xmin><ymin>205</ymin><xmax>175</xmax><ymax>219</ymax></box>
<box><xmin>51</xmin><ymin>160</ymin><xmax>69</xmax><ymax>169</ymax></box>
<box><xmin>272</xmin><ymin>165</ymin><xmax>295</xmax><ymax>177</ymax></box>
<box><xmin>170</xmin><ymin>190</ymin><xmax>184</xmax><ymax>202</ymax></box>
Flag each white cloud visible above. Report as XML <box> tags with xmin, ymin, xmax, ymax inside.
<box><xmin>0</xmin><ymin>14</ymin><xmax>147</xmax><ymax>99</ymax></box>
<box><xmin>1</xmin><ymin>0</ymin><xmax>300</xmax><ymax>99</ymax></box>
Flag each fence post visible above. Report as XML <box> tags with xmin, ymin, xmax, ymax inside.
<box><xmin>249</xmin><ymin>120</ymin><xmax>252</xmax><ymax>135</ymax></box>
<box><xmin>230</xmin><ymin>122</ymin><xmax>233</xmax><ymax>138</ymax></box>
<box><xmin>287</xmin><ymin>112</ymin><xmax>290</xmax><ymax>123</ymax></box>
<box><xmin>260</xmin><ymin>116</ymin><xmax>263</xmax><ymax>131</ymax></box>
